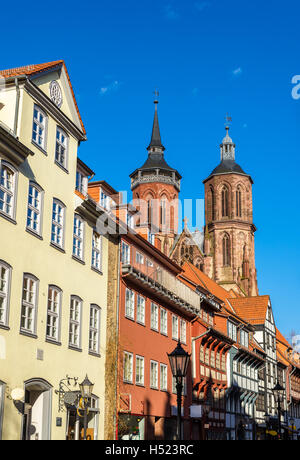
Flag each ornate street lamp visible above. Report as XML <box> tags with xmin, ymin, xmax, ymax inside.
<box><xmin>272</xmin><ymin>382</ymin><xmax>285</xmax><ymax>440</ymax></box>
<box><xmin>79</xmin><ymin>375</ymin><xmax>94</xmax><ymax>440</ymax></box>
<box><xmin>167</xmin><ymin>341</ymin><xmax>191</xmax><ymax>440</ymax></box>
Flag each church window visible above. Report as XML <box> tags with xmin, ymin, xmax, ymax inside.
<box><xmin>236</xmin><ymin>186</ymin><xmax>242</xmax><ymax>217</ymax></box>
<box><xmin>222</xmin><ymin>234</ymin><xmax>231</xmax><ymax>266</ymax></box>
<box><xmin>221</xmin><ymin>186</ymin><xmax>229</xmax><ymax>217</ymax></box>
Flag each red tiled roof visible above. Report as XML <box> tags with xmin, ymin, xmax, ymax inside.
<box><xmin>0</xmin><ymin>60</ymin><xmax>86</xmax><ymax>136</ymax></box>
<box><xmin>228</xmin><ymin>296</ymin><xmax>270</xmax><ymax>325</ymax></box>
<box><xmin>276</xmin><ymin>327</ymin><xmax>292</xmax><ymax>349</ymax></box>
<box><xmin>181</xmin><ymin>262</ymin><xmax>234</xmax><ymax>303</ymax></box>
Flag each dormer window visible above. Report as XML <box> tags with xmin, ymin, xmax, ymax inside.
<box><xmin>240</xmin><ymin>329</ymin><xmax>249</xmax><ymax>348</ymax></box>
<box><xmin>228</xmin><ymin>321</ymin><xmax>237</xmax><ymax>341</ymax></box>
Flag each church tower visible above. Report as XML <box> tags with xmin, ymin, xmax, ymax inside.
<box><xmin>130</xmin><ymin>97</ymin><xmax>182</xmax><ymax>254</ymax></box>
<box><xmin>203</xmin><ymin>124</ymin><xmax>258</xmax><ymax>296</ymax></box>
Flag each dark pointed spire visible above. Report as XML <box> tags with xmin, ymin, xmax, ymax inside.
<box><xmin>147</xmin><ymin>96</ymin><xmax>165</xmax><ymax>151</ymax></box>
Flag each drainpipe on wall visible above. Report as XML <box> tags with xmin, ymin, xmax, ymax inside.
<box><xmin>114</xmin><ymin>239</ymin><xmax>121</xmax><ymax>440</ymax></box>
<box><xmin>14</xmin><ymin>77</ymin><xmax>20</xmax><ymax>137</ymax></box>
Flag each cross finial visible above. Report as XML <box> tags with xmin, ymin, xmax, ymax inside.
<box><xmin>154</xmin><ymin>89</ymin><xmax>159</xmax><ymax>103</ymax></box>
<box><xmin>183</xmin><ymin>216</ymin><xmax>188</xmax><ymax>230</ymax></box>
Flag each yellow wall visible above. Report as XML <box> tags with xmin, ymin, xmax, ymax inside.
<box><xmin>0</xmin><ymin>71</ymin><xmax>109</xmax><ymax>440</ymax></box>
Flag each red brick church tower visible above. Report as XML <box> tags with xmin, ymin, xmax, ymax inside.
<box><xmin>203</xmin><ymin>124</ymin><xmax>259</xmax><ymax>296</ymax></box>
<box><xmin>130</xmin><ymin>97</ymin><xmax>181</xmax><ymax>254</ymax></box>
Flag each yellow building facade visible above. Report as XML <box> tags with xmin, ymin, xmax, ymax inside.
<box><xmin>0</xmin><ymin>61</ymin><xmax>111</xmax><ymax>440</ymax></box>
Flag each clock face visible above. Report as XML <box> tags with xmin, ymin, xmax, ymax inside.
<box><xmin>49</xmin><ymin>80</ymin><xmax>63</xmax><ymax>108</ymax></box>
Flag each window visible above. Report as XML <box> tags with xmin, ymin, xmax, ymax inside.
<box><xmin>27</xmin><ymin>182</ymin><xmax>43</xmax><ymax>235</ymax></box>
<box><xmin>160</xmin><ymin>198</ymin><xmax>167</xmax><ymax>227</ymax></box>
<box><xmin>151</xmin><ymin>303</ymin><xmax>159</xmax><ymax>331</ymax></box>
<box><xmin>136</xmin><ymin>295</ymin><xmax>145</xmax><ymax>325</ymax></box>
<box><xmin>180</xmin><ymin>319</ymin><xmax>187</xmax><ymax>344</ymax></box>
<box><xmin>160</xmin><ymin>364</ymin><xmax>168</xmax><ymax>391</ymax></box>
<box><xmin>92</xmin><ymin>232</ymin><xmax>102</xmax><ymax>271</ymax></box>
<box><xmin>0</xmin><ymin>261</ymin><xmax>11</xmax><ymax>327</ymax></box>
<box><xmin>160</xmin><ymin>308</ymin><xmax>167</xmax><ymax>335</ymax></box>
<box><xmin>32</xmin><ymin>105</ymin><xmax>47</xmax><ymax>150</ymax></box>
<box><xmin>147</xmin><ymin>199</ymin><xmax>153</xmax><ymax>225</ymax></box>
<box><xmin>236</xmin><ymin>186</ymin><xmax>242</xmax><ymax>217</ymax></box>
<box><xmin>136</xmin><ymin>356</ymin><xmax>144</xmax><ymax>386</ymax></box>
<box><xmin>51</xmin><ymin>199</ymin><xmax>65</xmax><ymax>248</ymax></box>
<box><xmin>150</xmin><ymin>361</ymin><xmax>158</xmax><ymax>389</ymax></box>
<box><xmin>240</xmin><ymin>329</ymin><xmax>249</xmax><ymax>348</ymax></box>
<box><xmin>123</xmin><ymin>352</ymin><xmax>133</xmax><ymax>383</ymax></box>
<box><xmin>73</xmin><ymin>215</ymin><xmax>84</xmax><ymax>260</ymax></box>
<box><xmin>172</xmin><ymin>315</ymin><xmax>178</xmax><ymax>340</ymax></box>
<box><xmin>76</xmin><ymin>171</ymin><xmax>87</xmax><ymax>196</ymax></box>
<box><xmin>228</xmin><ymin>321</ymin><xmax>237</xmax><ymax>341</ymax></box>
<box><xmin>55</xmin><ymin>127</ymin><xmax>68</xmax><ymax>169</ymax></box>
<box><xmin>222</xmin><ymin>233</ymin><xmax>231</xmax><ymax>266</ymax></box>
<box><xmin>127</xmin><ymin>212</ymin><xmax>134</xmax><ymax>229</ymax></box>
<box><xmin>209</xmin><ymin>186</ymin><xmax>215</xmax><ymax>221</ymax></box>
<box><xmin>121</xmin><ymin>241</ymin><xmax>130</xmax><ymax>264</ymax></box>
<box><xmin>46</xmin><ymin>286</ymin><xmax>61</xmax><ymax>342</ymax></box>
<box><xmin>136</xmin><ymin>252</ymin><xmax>144</xmax><ymax>264</ymax></box>
<box><xmin>21</xmin><ymin>274</ymin><xmax>38</xmax><ymax>335</ymax></box>
<box><xmin>69</xmin><ymin>296</ymin><xmax>82</xmax><ymax>349</ymax></box>
<box><xmin>0</xmin><ymin>161</ymin><xmax>17</xmax><ymax>218</ymax></box>
<box><xmin>89</xmin><ymin>305</ymin><xmax>101</xmax><ymax>354</ymax></box>
<box><xmin>221</xmin><ymin>186</ymin><xmax>229</xmax><ymax>217</ymax></box>
<box><xmin>125</xmin><ymin>289</ymin><xmax>135</xmax><ymax>320</ymax></box>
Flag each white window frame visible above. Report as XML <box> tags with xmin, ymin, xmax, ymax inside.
<box><xmin>73</xmin><ymin>214</ymin><xmax>84</xmax><ymax>260</ymax></box>
<box><xmin>89</xmin><ymin>304</ymin><xmax>101</xmax><ymax>355</ymax></box>
<box><xmin>0</xmin><ymin>160</ymin><xmax>17</xmax><ymax>219</ymax></box>
<box><xmin>180</xmin><ymin>319</ymin><xmax>187</xmax><ymax>344</ymax></box>
<box><xmin>121</xmin><ymin>241</ymin><xmax>130</xmax><ymax>264</ymax></box>
<box><xmin>20</xmin><ymin>274</ymin><xmax>39</xmax><ymax>335</ymax></box>
<box><xmin>46</xmin><ymin>285</ymin><xmax>62</xmax><ymax>342</ymax></box>
<box><xmin>55</xmin><ymin>126</ymin><xmax>68</xmax><ymax>170</ymax></box>
<box><xmin>160</xmin><ymin>363</ymin><xmax>168</xmax><ymax>391</ymax></box>
<box><xmin>150</xmin><ymin>360</ymin><xmax>158</xmax><ymax>389</ymax></box>
<box><xmin>135</xmin><ymin>355</ymin><xmax>145</xmax><ymax>386</ymax></box>
<box><xmin>172</xmin><ymin>315</ymin><xmax>179</xmax><ymax>340</ymax></box>
<box><xmin>228</xmin><ymin>321</ymin><xmax>237</xmax><ymax>341</ymax></box>
<box><xmin>51</xmin><ymin>199</ymin><xmax>65</xmax><ymax>248</ymax></box>
<box><xmin>92</xmin><ymin>232</ymin><xmax>102</xmax><ymax>272</ymax></box>
<box><xmin>136</xmin><ymin>252</ymin><xmax>144</xmax><ymax>264</ymax></box>
<box><xmin>136</xmin><ymin>295</ymin><xmax>145</xmax><ymax>325</ymax></box>
<box><xmin>151</xmin><ymin>303</ymin><xmax>159</xmax><ymax>331</ymax></box>
<box><xmin>32</xmin><ymin>105</ymin><xmax>47</xmax><ymax>151</ymax></box>
<box><xmin>69</xmin><ymin>296</ymin><xmax>82</xmax><ymax>349</ymax></box>
<box><xmin>0</xmin><ymin>261</ymin><xmax>11</xmax><ymax>327</ymax></box>
<box><xmin>27</xmin><ymin>182</ymin><xmax>43</xmax><ymax>235</ymax></box>
<box><xmin>125</xmin><ymin>288</ymin><xmax>135</xmax><ymax>320</ymax></box>
<box><xmin>123</xmin><ymin>351</ymin><xmax>133</xmax><ymax>383</ymax></box>
<box><xmin>160</xmin><ymin>308</ymin><xmax>167</xmax><ymax>336</ymax></box>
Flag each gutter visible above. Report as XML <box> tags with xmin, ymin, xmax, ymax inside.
<box><xmin>114</xmin><ymin>239</ymin><xmax>121</xmax><ymax>440</ymax></box>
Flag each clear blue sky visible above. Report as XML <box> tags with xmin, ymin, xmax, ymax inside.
<box><xmin>1</xmin><ymin>0</ymin><xmax>299</xmax><ymax>340</ymax></box>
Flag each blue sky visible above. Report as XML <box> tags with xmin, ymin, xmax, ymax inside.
<box><xmin>1</xmin><ymin>0</ymin><xmax>300</xmax><ymax>339</ymax></box>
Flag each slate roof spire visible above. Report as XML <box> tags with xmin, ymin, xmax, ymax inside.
<box><xmin>147</xmin><ymin>95</ymin><xmax>165</xmax><ymax>151</ymax></box>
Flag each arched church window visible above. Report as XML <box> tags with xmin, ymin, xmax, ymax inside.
<box><xmin>222</xmin><ymin>233</ymin><xmax>231</xmax><ymax>266</ymax></box>
<box><xmin>236</xmin><ymin>186</ymin><xmax>242</xmax><ymax>217</ymax></box>
<box><xmin>221</xmin><ymin>186</ymin><xmax>229</xmax><ymax>217</ymax></box>
<box><xmin>160</xmin><ymin>196</ymin><xmax>167</xmax><ymax>227</ymax></box>
<box><xmin>209</xmin><ymin>186</ymin><xmax>215</xmax><ymax>221</ymax></box>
